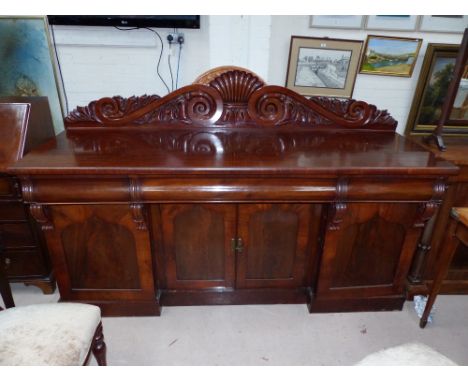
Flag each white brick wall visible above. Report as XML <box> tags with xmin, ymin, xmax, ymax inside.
<box><xmin>52</xmin><ymin>16</ymin><xmax>211</xmax><ymax>119</ymax></box>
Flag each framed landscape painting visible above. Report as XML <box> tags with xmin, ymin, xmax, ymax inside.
<box><xmin>0</xmin><ymin>16</ymin><xmax>64</xmax><ymax>133</ymax></box>
<box><xmin>360</xmin><ymin>35</ymin><xmax>422</xmax><ymax>77</ymax></box>
<box><xmin>285</xmin><ymin>36</ymin><xmax>363</xmax><ymax>98</ymax></box>
<box><xmin>405</xmin><ymin>43</ymin><xmax>461</xmax><ymax>135</ymax></box>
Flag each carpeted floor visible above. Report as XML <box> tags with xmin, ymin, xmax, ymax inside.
<box><xmin>9</xmin><ymin>283</ymin><xmax>468</xmax><ymax>366</ymax></box>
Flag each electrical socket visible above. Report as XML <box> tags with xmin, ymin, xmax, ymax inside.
<box><xmin>167</xmin><ymin>32</ymin><xmax>184</xmax><ymax>45</ymax></box>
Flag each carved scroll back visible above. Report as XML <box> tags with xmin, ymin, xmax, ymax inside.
<box><xmin>65</xmin><ymin>68</ymin><xmax>397</xmax><ymax>131</ymax></box>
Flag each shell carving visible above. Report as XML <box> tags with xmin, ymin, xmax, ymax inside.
<box><xmin>208</xmin><ymin>70</ymin><xmax>265</xmax><ymax>103</ymax></box>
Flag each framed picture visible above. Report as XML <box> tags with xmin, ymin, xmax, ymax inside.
<box><xmin>365</xmin><ymin>15</ymin><xmax>420</xmax><ymax>31</ymax></box>
<box><xmin>0</xmin><ymin>16</ymin><xmax>64</xmax><ymax>133</ymax></box>
<box><xmin>309</xmin><ymin>16</ymin><xmax>365</xmax><ymax>29</ymax></box>
<box><xmin>419</xmin><ymin>16</ymin><xmax>468</xmax><ymax>33</ymax></box>
<box><xmin>359</xmin><ymin>35</ymin><xmax>422</xmax><ymax>77</ymax></box>
<box><xmin>405</xmin><ymin>43</ymin><xmax>462</xmax><ymax>135</ymax></box>
<box><xmin>285</xmin><ymin>36</ymin><xmax>363</xmax><ymax>98</ymax></box>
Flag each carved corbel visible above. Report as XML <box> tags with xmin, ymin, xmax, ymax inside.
<box><xmin>327</xmin><ymin>178</ymin><xmax>349</xmax><ymax>231</ymax></box>
<box><xmin>413</xmin><ymin>179</ymin><xmax>446</xmax><ymax>228</ymax></box>
<box><xmin>129</xmin><ymin>177</ymin><xmax>148</xmax><ymax>230</ymax></box>
<box><xmin>130</xmin><ymin>203</ymin><xmax>148</xmax><ymax>231</ymax></box>
<box><xmin>29</xmin><ymin>204</ymin><xmax>54</xmax><ymax>231</ymax></box>
<box><xmin>327</xmin><ymin>202</ymin><xmax>348</xmax><ymax>231</ymax></box>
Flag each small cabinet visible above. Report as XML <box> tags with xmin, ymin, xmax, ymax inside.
<box><xmin>153</xmin><ymin>203</ymin><xmax>322</xmax><ymax>293</ymax></box>
<box><xmin>153</xmin><ymin>204</ymin><xmax>236</xmax><ymax>290</ymax></box>
<box><xmin>236</xmin><ymin>204</ymin><xmax>321</xmax><ymax>289</ymax></box>
<box><xmin>313</xmin><ymin>203</ymin><xmax>422</xmax><ymax>310</ymax></box>
<box><xmin>41</xmin><ymin>204</ymin><xmax>158</xmax><ymax>315</ymax></box>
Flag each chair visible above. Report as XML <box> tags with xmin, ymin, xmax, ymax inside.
<box><xmin>356</xmin><ymin>342</ymin><xmax>457</xmax><ymax>366</ymax></box>
<box><xmin>0</xmin><ymin>258</ymin><xmax>107</xmax><ymax>366</ymax></box>
<box><xmin>420</xmin><ymin>207</ymin><xmax>468</xmax><ymax>328</ymax></box>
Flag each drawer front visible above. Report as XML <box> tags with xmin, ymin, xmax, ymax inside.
<box><xmin>0</xmin><ymin>176</ymin><xmax>19</xmax><ymax>198</ymax></box>
<box><xmin>0</xmin><ymin>223</ymin><xmax>36</xmax><ymax>249</ymax></box>
<box><xmin>2</xmin><ymin>249</ymin><xmax>47</xmax><ymax>278</ymax></box>
<box><xmin>0</xmin><ymin>202</ymin><xmax>28</xmax><ymax>222</ymax></box>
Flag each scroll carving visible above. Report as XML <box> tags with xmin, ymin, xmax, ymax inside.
<box><xmin>130</xmin><ymin>203</ymin><xmax>148</xmax><ymax>231</ymax></box>
<box><xmin>247</xmin><ymin>86</ymin><xmax>396</xmax><ymax>129</ymax></box>
<box><xmin>65</xmin><ymin>68</ymin><xmax>397</xmax><ymax>131</ymax></box>
<box><xmin>66</xmin><ymin>86</ymin><xmax>223</xmax><ymax>128</ymax></box>
<box><xmin>29</xmin><ymin>204</ymin><xmax>54</xmax><ymax>231</ymax></box>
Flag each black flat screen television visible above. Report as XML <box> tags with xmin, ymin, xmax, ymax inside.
<box><xmin>47</xmin><ymin>15</ymin><xmax>200</xmax><ymax>29</ymax></box>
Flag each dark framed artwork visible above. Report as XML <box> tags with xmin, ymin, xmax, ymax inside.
<box><xmin>360</xmin><ymin>35</ymin><xmax>422</xmax><ymax>77</ymax></box>
<box><xmin>0</xmin><ymin>16</ymin><xmax>64</xmax><ymax>133</ymax></box>
<box><xmin>285</xmin><ymin>36</ymin><xmax>363</xmax><ymax>98</ymax></box>
<box><xmin>405</xmin><ymin>43</ymin><xmax>463</xmax><ymax>136</ymax></box>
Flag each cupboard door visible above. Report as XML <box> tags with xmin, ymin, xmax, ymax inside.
<box><xmin>44</xmin><ymin>205</ymin><xmax>156</xmax><ymax>302</ymax></box>
<box><xmin>155</xmin><ymin>204</ymin><xmax>236</xmax><ymax>290</ymax></box>
<box><xmin>236</xmin><ymin>204</ymin><xmax>320</xmax><ymax>289</ymax></box>
<box><xmin>317</xmin><ymin>203</ymin><xmax>421</xmax><ymax>299</ymax></box>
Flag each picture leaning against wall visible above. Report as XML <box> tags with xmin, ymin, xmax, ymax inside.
<box><xmin>0</xmin><ymin>17</ymin><xmax>64</xmax><ymax>133</ymax></box>
<box><xmin>360</xmin><ymin>35</ymin><xmax>422</xmax><ymax>77</ymax></box>
<box><xmin>405</xmin><ymin>43</ymin><xmax>461</xmax><ymax>135</ymax></box>
<box><xmin>286</xmin><ymin>36</ymin><xmax>363</xmax><ymax>98</ymax></box>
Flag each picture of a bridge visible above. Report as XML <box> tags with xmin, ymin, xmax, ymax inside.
<box><xmin>294</xmin><ymin>47</ymin><xmax>351</xmax><ymax>89</ymax></box>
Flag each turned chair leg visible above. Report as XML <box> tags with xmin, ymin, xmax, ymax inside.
<box><xmin>420</xmin><ymin>216</ymin><xmax>460</xmax><ymax>328</ymax></box>
<box><xmin>91</xmin><ymin>322</ymin><xmax>107</xmax><ymax>366</ymax></box>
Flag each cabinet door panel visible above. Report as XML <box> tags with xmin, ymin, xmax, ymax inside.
<box><xmin>156</xmin><ymin>204</ymin><xmax>236</xmax><ymax>289</ymax></box>
<box><xmin>317</xmin><ymin>203</ymin><xmax>420</xmax><ymax>299</ymax></box>
<box><xmin>237</xmin><ymin>204</ymin><xmax>320</xmax><ymax>289</ymax></box>
<box><xmin>45</xmin><ymin>205</ymin><xmax>155</xmax><ymax>301</ymax></box>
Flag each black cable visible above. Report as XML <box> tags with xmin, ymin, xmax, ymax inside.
<box><xmin>143</xmin><ymin>27</ymin><xmax>171</xmax><ymax>94</ymax></box>
<box><xmin>176</xmin><ymin>43</ymin><xmax>182</xmax><ymax>90</ymax></box>
<box><xmin>114</xmin><ymin>26</ymin><xmax>171</xmax><ymax>94</ymax></box>
<box><xmin>168</xmin><ymin>53</ymin><xmax>174</xmax><ymax>92</ymax></box>
<box><xmin>50</xmin><ymin>24</ymin><xmax>70</xmax><ymax>114</ymax></box>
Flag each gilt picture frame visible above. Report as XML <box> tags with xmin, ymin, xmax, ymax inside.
<box><xmin>359</xmin><ymin>35</ymin><xmax>422</xmax><ymax>77</ymax></box>
<box><xmin>285</xmin><ymin>36</ymin><xmax>363</xmax><ymax>98</ymax></box>
<box><xmin>0</xmin><ymin>16</ymin><xmax>64</xmax><ymax>133</ymax></box>
<box><xmin>405</xmin><ymin>43</ymin><xmax>463</xmax><ymax>136</ymax></box>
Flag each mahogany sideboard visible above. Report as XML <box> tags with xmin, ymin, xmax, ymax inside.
<box><xmin>0</xmin><ymin>97</ymin><xmax>56</xmax><ymax>294</ymax></box>
<box><xmin>9</xmin><ymin>70</ymin><xmax>458</xmax><ymax>316</ymax></box>
<box><xmin>408</xmin><ymin>136</ymin><xmax>468</xmax><ymax>295</ymax></box>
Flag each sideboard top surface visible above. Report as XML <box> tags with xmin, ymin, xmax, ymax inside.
<box><xmin>10</xmin><ymin>128</ymin><xmax>457</xmax><ymax>177</ymax></box>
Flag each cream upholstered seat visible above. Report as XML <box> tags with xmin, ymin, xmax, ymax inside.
<box><xmin>0</xmin><ymin>262</ymin><xmax>106</xmax><ymax>366</ymax></box>
<box><xmin>0</xmin><ymin>303</ymin><xmax>102</xmax><ymax>366</ymax></box>
<box><xmin>355</xmin><ymin>342</ymin><xmax>457</xmax><ymax>366</ymax></box>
